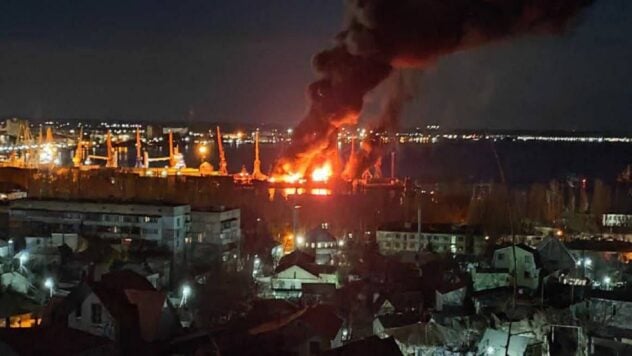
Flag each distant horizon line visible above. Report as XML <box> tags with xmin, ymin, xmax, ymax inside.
<box><xmin>2</xmin><ymin>114</ymin><xmax>631</xmax><ymax>136</ymax></box>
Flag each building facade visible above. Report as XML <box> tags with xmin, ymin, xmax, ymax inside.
<box><xmin>190</xmin><ymin>207</ymin><xmax>241</xmax><ymax>261</ymax></box>
<box><xmin>376</xmin><ymin>223</ymin><xmax>485</xmax><ymax>256</ymax></box>
<box><xmin>9</xmin><ymin>199</ymin><xmax>190</xmax><ymax>251</ymax></box>
<box><xmin>492</xmin><ymin>245</ymin><xmax>541</xmax><ymax>290</ymax></box>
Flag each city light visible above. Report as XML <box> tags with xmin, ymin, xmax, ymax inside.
<box><xmin>296</xmin><ymin>235</ymin><xmax>305</xmax><ymax>247</ymax></box>
<box><xmin>486</xmin><ymin>346</ymin><xmax>495</xmax><ymax>355</ymax></box>
<box><xmin>44</xmin><ymin>277</ymin><xmax>54</xmax><ymax>298</ymax></box>
<box><xmin>576</xmin><ymin>257</ymin><xmax>592</xmax><ymax>267</ymax></box>
<box><xmin>180</xmin><ymin>284</ymin><xmax>192</xmax><ymax>307</ymax></box>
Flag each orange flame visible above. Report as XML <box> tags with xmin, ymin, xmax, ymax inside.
<box><xmin>311</xmin><ymin>162</ymin><xmax>333</xmax><ymax>183</ymax></box>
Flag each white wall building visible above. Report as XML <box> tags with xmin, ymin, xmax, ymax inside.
<box><xmin>492</xmin><ymin>245</ymin><xmax>541</xmax><ymax>290</ymax></box>
<box><xmin>10</xmin><ymin>200</ymin><xmax>190</xmax><ymax>252</ymax></box>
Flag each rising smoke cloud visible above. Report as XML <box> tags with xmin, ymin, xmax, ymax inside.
<box><xmin>275</xmin><ymin>0</ymin><xmax>594</xmax><ymax>180</ymax></box>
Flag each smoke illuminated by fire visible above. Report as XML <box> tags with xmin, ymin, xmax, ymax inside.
<box><xmin>272</xmin><ymin>0</ymin><xmax>593</xmax><ymax>183</ymax></box>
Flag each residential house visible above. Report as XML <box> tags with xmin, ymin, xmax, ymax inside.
<box><xmin>536</xmin><ymin>236</ymin><xmax>576</xmax><ymax>273</ymax></box>
<box><xmin>492</xmin><ymin>244</ymin><xmax>541</xmax><ymax>290</ymax></box>
<box><xmin>51</xmin><ymin>270</ymin><xmax>181</xmax><ymax>351</ymax></box>
<box><xmin>248</xmin><ymin>304</ymin><xmax>344</xmax><ymax>356</ymax></box>
<box><xmin>373</xmin><ymin>313</ymin><xmax>420</xmax><ymax>337</ymax></box>
<box><xmin>270</xmin><ymin>250</ymin><xmax>338</xmax><ymax>299</ymax></box>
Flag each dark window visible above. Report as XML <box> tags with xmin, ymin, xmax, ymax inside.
<box><xmin>524</xmin><ymin>271</ymin><xmax>532</xmax><ymax>279</ymax></box>
<box><xmin>76</xmin><ymin>304</ymin><xmax>82</xmax><ymax>318</ymax></box>
<box><xmin>310</xmin><ymin>341</ymin><xmax>321</xmax><ymax>355</ymax></box>
<box><xmin>497</xmin><ymin>253</ymin><xmax>505</xmax><ymax>261</ymax></box>
<box><xmin>91</xmin><ymin>303</ymin><xmax>102</xmax><ymax>324</ymax></box>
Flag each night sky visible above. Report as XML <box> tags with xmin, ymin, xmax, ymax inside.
<box><xmin>0</xmin><ymin>0</ymin><xmax>630</xmax><ymax>131</ymax></box>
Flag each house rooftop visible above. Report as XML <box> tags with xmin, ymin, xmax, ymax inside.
<box><xmin>322</xmin><ymin>336</ymin><xmax>402</xmax><ymax>356</ymax></box>
<box><xmin>249</xmin><ymin>304</ymin><xmax>342</xmax><ymax>340</ymax></box>
<box><xmin>376</xmin><ymin>312</ymin><xmax>421</xmax><ymax>329</ymax></box>
<box><xmin>306</xmin><ymin>227</ymin><xmax>337</xmax><ymax>243</ymax></box>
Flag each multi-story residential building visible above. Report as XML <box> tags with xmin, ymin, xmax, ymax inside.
<box><xmin>376</xmin><ymin>223</ymin><xmax>486</xmax><ymax>256</ymax></box>
<box><xmin>190</xmin><ymin>207</ymin><xmax>241</xmax><ymax>261</ymax></box>
<box><xmin>9</xmin><ymin>199</ymin><xmax>190</xmax><ymax>252</ymax></box>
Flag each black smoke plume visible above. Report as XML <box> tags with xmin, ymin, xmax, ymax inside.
<box><xmin>275</xmin><ymin>0</ymin><xmax>594</xmax><ymax>179</ymax></box>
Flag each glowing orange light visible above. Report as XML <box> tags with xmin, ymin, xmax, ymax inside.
<box><xmin>311</xmin><ymin>162</ymin><xmax>333</xmax><ymax>182</ymax></box>
<box><xmin>310</xmin><ymin>188</ymin><xmax>331</xmax><ymax>196</ymax></box>
<box><xmin>283</xmin><ymin>173</ymin><xmax>302</xmax><ymax>184</ymax></box>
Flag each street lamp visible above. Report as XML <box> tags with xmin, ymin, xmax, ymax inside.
<box><xmin>44</xmin><ymin>277</ymin><xmax>54</xmax><ymax>298</ymax></box>
<box><xmin>296</xmin><ymin>235</ymin><xmax>305</xmax><ymax>247</ymax></box>
<box><xmin>180</xmin><ymin>284</ymin><xmax>192</xmax><ymax>307</ymax></box>
<box><xmin>603</xmin><ymin>276</ymin><xmax>611</xmax><ymax>290</ymax></box>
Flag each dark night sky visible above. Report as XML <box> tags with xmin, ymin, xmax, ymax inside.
<box><xmin>0</xmin><ymin>0</ymin><xmax>630</xmax><ymax>131</ymax></box>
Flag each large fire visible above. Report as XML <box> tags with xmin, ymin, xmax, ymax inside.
<box><xmin>270</xmin><ymin>160</ymin><xmax>334</xmax><ymax>185</ymax></box>
<box><xmin>311</xmin><ymin>162</ymin><xmax>333</xmax><ymax>183</ymax></box>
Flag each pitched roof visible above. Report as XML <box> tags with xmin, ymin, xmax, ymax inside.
<box><xmin>100</xmin><ymin>270</ymin><xmax>156</xmax><ymax>291</ymax></box>
<box><xmin>376</xmin><ymin>312</ymin><xmax>421</xmax><ymax>329</ymax></box>
<box><xmin>299</xmin><ymin>304</ymin><xmax>343</xmax><ymax>339</ymax></box>
<box><xmin>306</xmin><ymin>227</ymin><xmax>336</xmax><ymax>243</ymax></box>
<box><xmin>125</xmin><ymin>289</ymin><xmax>168</xmax><ymax>342</ymax></box>
<box><xmin>249</xmin><ymin>305</ymin><xmax>343</xmax><ymax>340</ymax></box>
<box><xmin>242</xmin><ymin>299</ymin><xmax>300</xmax><ymax>327</ymax></box>
<box><xmin>276</xmin><ymin>250</ymin><xmax>316</xmax><ymax>272</ymax></box>
<box><xmin>322</xmin><ymin>336</ymin><xmax>402</xmax><ymax>356</ymax></box>
<box><xmin>387</xmin><ymin>321</ymin><xmax>459</xmax><ymax>347</ymax></box>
